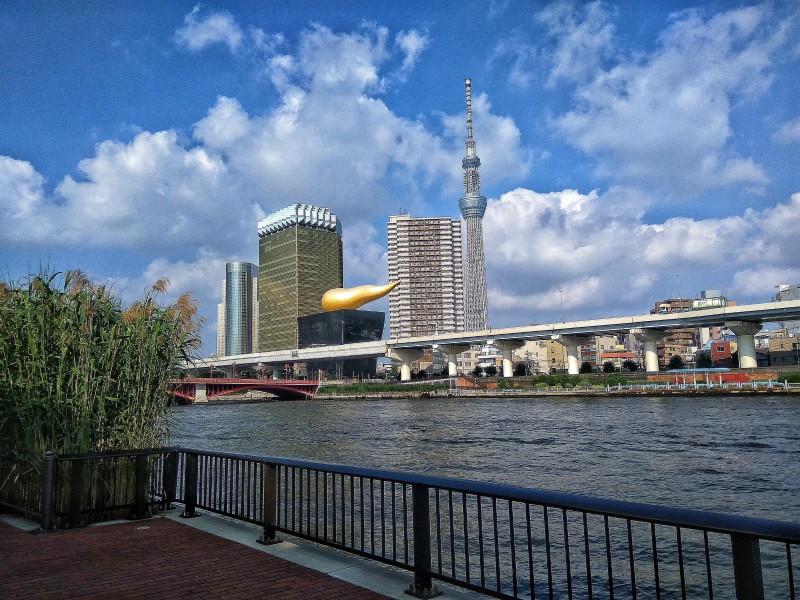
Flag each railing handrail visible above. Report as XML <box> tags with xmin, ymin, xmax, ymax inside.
<box><xmin>175</xmin><ymin>446</ymin><xmax>800</xmax><ymax>544</ymax></box>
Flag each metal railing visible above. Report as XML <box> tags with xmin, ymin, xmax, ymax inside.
<box><xmin>35</xmin><ymin>447</ymin><xmax>800</xmax><ymax>599</ymax></box>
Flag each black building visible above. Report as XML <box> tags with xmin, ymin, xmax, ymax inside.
<box><xmin>297</xmin><ymin>309</ymin><xmax>385</xmax><ymax>379</ymax></box>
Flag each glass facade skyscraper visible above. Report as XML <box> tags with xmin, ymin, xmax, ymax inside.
<box><xmin>258</xmin><ymin>204</ymin><xmax>343</xmax><ymax>352</ymax></box>
<box><xmin>224</xmin><ymin>262</ymin><xmax>258</xmax><ymax>356</ymax></box>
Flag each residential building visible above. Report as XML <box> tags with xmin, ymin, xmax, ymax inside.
<box><xmin>650</xmin><ymin>298</ymin><xmax>697</xmax><ymax>368</ymax></box>
<box><xmin>513</xmin><ymin>340</ymin><xmax>549</xmax><ymax>375</ymax></box>
<box><xmin>258</xmin><ymin>204</ymin><xmax>343</xmax><ymax>352</ymax></box>
<box><xmin>387</xmin><ymin>214</ymin><xmax>464</xmax><ymax>338</ymax></box>
<box><xmin>599</xmin><ymin>351</ymin><xmax>639</xmax><ymax>371</ymax></box>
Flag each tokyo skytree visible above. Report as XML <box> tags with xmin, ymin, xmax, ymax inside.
<box><xmin>459</xmin><ymin>78</ymin><xmax>489</xmax><ymax>331</ymax></box>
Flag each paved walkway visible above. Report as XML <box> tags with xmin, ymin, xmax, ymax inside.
<box><xmin>0</xmin><ymin>517</ymin><xmax>392</xmax><ymax>599</ymax></box>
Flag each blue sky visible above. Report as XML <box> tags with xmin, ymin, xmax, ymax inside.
<box><xmin>2</xmin><ymin>1</ymin><xmax>799</xmax><ymax>353</ymax></box>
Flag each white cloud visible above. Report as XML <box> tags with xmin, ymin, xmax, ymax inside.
<box><xmin>550</xmin><ymin>4</ymin><xmax>789</xmax><ymax>196</ymax></box>
<box><xmin>175</xmin><ymin>5</ymin><xmax>243</xmax><ymax>52</ymax></box>
<box><xmin>394</xmin><ymin>30</ymin><xmax>430</xmax><ymax>75</ymax></box>
<box><xmin>536</xmin><ymin>0</ymin><xmax>616</xmax><ymax>87</ymax></box>
<box><xmin>773</xmin><ymin>118</ymin><xmax>800</xmax><ymax>144</ymax></box>
<box><xmin>481</xmin><ymin>186</ymin><xmax>800</xmax><ymax>327</ymax></box>
<box><xmin>0</xmin><ymin>156</ymin><xmax>47</xmax><ymax>226</ymax></box>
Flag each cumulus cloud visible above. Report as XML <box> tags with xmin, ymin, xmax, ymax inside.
<box><xmin>773</xmin><ymin>118</ymin><xmax>800</xmax><ymax>144</ymax></box>
<box><xmin>175</xmin><ymin>5</ymin><xmax>243</xmax><ymax>52</ymax></box>
<box><xmin>536</xmin><ymin>0</ymin><xmax>616</xmax><ymax>87</ymax></box>
<box><xmin>0</xmin><ymin>21</ymin><xmax>531</xmax><ymax>350</ymax></box>
<box><xmin>548</xmin><ymin>4</ymin><xmax>789</xmax><ymax>196</ymax></box>
<box><xmin>482</xmin><ymin>186</ymin><xmax>800</xmax><ymax>327</ymax></box>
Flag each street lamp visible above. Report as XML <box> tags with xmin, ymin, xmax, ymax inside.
<box><xmin>559</xmin><ymin>289</ymin><xmax>565</xmax><ymax>323</ymax></box>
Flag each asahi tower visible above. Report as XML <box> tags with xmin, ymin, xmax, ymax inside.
<box><xmin>459</xmin><ymin>78</ymin><xmax>489</xmax><ymax>331</ymax></box>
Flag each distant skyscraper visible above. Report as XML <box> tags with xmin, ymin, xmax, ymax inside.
<box><xmin>459</xmin><ymin>78</ymin><xmax>489</xmax><ymax>331</ymax></box>
<box><xmin>387</xmin><ymin>214</ymin><xmax>464</xmax><ymax>338</ymax></box>
<box><xmin>258</xmin><ymin>204</ymin><xmax>343</xmax><ymax>351</ymax></box>
<box><xmin>216</xmin><ymin>262</ymin><xmax>258</xmax><ymax>356</ymax></box>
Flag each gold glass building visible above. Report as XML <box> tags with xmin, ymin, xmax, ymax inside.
<box><xmin>257</xmin><ymin>204</ymin><xmax>343</xmax><ymax>352</ymax></box>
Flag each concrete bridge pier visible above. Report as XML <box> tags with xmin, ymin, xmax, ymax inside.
<box><xmin>551</xmin><ymin>335</ymin><xmax>587</xmax><ymax>375</ymax></box>
<box><xmin>726</xmin><ymin>321</ymin><xmax>762</xmax><ymax>368</ymax></box>
<box><xmin>631</xmin><ymin>328</ymin><xmax>665</xmax><ymax>373</ymax></box>
<box><xmin>194</xmin><ymin>383</ymin><xmax>208</xmax><ymax>404</ymax></box>
<box><xmin>392</xmin><ymin>349</ymin><xmax>424</xmax><ymax>382</ymax></box>
<box><xmin>438</xmin><ymin>344</ymin><xmax>470</xmax><ymax>377</ymax></box>
<box><xmin>494</xmin><ymin>340</ymin><xmax>525</xmax><ymax>377</ymax></box>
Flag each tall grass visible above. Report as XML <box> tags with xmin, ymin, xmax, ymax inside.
<box><xmin>0</xmin><ymin>269</ymin><xmax>200</xmax><ymax>485</ymax></box>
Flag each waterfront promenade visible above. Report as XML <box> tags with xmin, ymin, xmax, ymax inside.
<box><xmin>0</xmin><ymin>513</ymin><xmax>486</xmax><ymax>600</ymax></box>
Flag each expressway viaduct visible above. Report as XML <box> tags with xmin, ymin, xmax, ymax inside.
<box><xmin>196</xmin><ymin>300</ymin><xmax>800</xmax><ymax>382</ymax></box>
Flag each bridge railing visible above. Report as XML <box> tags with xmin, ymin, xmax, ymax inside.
<box><xmin>34</xmin><ymin>447</ymin><xmax>800</xmax><ymax>599</ymax></box>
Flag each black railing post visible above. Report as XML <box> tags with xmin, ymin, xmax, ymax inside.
<box><xmin>181</xmin><ymin>452</ymin><xmax>199</xmax><ymax>518</ymax></box>
<box><xmin>132</xmin><ymin>453</ymin><xmax>149</xmax><ymax>519</ymax></box>
<box><xmin>162</xmin><ymin>450</ymin><xmax>179</xmax><ymax>509</ymax></box>
<box><xmin>257</xmin><ymin>462</ymin><xmax>281</xmax><ymax>545</ymax></box>
<box><xmin>67</xmin><ymin>458</ymin><xmax>85</xmax><ymax>527</ymax></box>
<box><xmin>731</xmin><ymin>533</ymin><xmax>765</xmax><ymax>600</ymax></box>
<box><xmin>406</xmin><ymin>483</ymin><xmax>442</xmax><ymax>598</ymax></box>
<box><xmin>40</xmin><ymin>450</ymin><xmax>56</xmax><ymax>532</ymax></box>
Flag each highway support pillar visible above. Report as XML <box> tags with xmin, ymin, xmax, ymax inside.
<box><xmin>494</xmin><ymin>340</ymin><xmax>525</xmax><ymax>377</ymax></box>
<box><xmin>551</xmin><ymin>335</ymin><xmax>587</xmax><ymax>375</ymax></box>
<box><xmin>725</xmin><ymin>321</ymin><xmax>762</xmax><ymax>369</ymax></box>
<box><xmin>438</xmin><ymin>344</ymin><xmax>469</xmax><ymax>377</ymax></box>
<box><xmin>631</xmin><ymin>328</ymin><xmax>665</xmax><ymax>373</ymax></box>
<box><xmin>392</xmin><ymin>349</ymin><xmax>424</xmax><ymax>382</ymax></box>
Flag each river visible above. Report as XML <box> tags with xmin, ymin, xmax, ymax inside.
<box><xmin>170</xmin><ymin>394</ymin><xmax>800</xmax><ymax>523</ymax></box>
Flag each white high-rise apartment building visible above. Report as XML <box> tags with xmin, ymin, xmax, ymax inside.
<box><xmin>387</xmin><ymin>214</ymin><xmax>464</xmax><ymax>338</ymax></box>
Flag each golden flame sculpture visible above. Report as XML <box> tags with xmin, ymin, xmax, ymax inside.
<box><xmin>322</xmin><ymin>281</ymin><xmax>399</xmax><ymax>311</ymax></box>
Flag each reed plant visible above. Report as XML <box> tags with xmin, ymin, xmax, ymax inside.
<box><xmin>0</xmin><ymin>269</ymin><xmax>200</xmax><ymax>514</ymax></box>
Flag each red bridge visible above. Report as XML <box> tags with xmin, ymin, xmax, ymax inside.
<box><xmin>170</xmin><ymin>378</ymin><xmax>319</xmax><ymax>404</ymax></box>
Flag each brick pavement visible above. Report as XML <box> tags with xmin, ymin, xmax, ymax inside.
<box><xmin>0</xmin><ymin>518</ymin><xmax>392</xmax><ymax>599</ymax></box>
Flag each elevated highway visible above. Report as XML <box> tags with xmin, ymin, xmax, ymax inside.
<box><xmin>192</xmin><ymin>299</ymin><xmax>800</xmax><ymax>380</ymax></box>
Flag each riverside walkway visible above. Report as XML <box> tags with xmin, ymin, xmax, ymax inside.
<box><xmin>0</xmin><ymin>516</ymin><xmax>393</xmax><ymax>600</ymax></box>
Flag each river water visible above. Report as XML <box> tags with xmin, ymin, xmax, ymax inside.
<box><xmin>170</xmin><ymin>394</ymin><xmax>800</xmax><ymax>523</ymax></box>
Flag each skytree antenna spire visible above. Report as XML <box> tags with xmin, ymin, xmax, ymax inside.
<box><xmin>459</xmin><ymin>78</ymin><xmax>489</xmax><ymax>331</ymax></box>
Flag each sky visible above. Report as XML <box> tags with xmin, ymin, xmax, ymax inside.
<box><xmin>2</xmin><ymin>0</ymin><xmax>799</xmax><ymax>353</ymax></box>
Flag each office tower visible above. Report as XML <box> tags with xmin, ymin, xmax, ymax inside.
<box><xmin>387</xmin><ymin>214</ymin><xmax>464</xmax><ymax>338</ymax></box>
<box><xmin>223</xmin><ymin>262</ymin><xmax>258</xmax><ymax>356</ymax></box>
<box><xmin>459</xmin><ymin>78</ymin><xmax>489</xmax><ymax>332</ymax></box>
<box><xmin>258</xmin><ymin>204</ymin><xmax>343</xmax><ymax>351</ymax></box>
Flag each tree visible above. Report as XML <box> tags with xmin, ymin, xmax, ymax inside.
<box><xmin>602</xmin><ymin>361</ymin><xmax>615</xmax><ymax>373</ymax></box>
<box><xmin>485</xmin><ymin>365</ymin><xmax>498</xmax><ymax>377</ymax></box>
<box><xmin>579</xmin><ymin>361</ymin><xmax>593</xmax><ymax>374</ymax></box>
<box><xmin>622</xmin><ymin>359</ymin><xmax>638</xmax><ymax>372</ymax></box>
<box><xmin>668</xmin><ymin>354</ymin><xmax>685</xmax><ymax>370</ymax></box>
<box><xmin>730</xmin><ymin>350</ymin><xmax>739</xmax><ymax>368</ymax></box>
<box><xmin>472</xmin><ymin>366</ymin><xmax>482</xmax><ymax>377</ymax></box>
<box><xmin>696</xmin><ymin>351</ymin><xmax>712</xmax><ymax>368</ymax></box>
<box><xmin>513</xmin><ymin>363</ymin><xmax>527</xmax><ymax>377</ymax></box>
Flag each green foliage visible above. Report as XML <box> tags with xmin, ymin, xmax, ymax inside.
<box><xmin>603</xmin><ymin>374</ymin><xmax>628</xmax><ymax>386</ymax></box>
<box><xmin>695</xmin><ymin>351</ymin><xmax>712</xmax><ymax>368</ymax></box>
<box><xmin>0</xmin><ymin>270</ymin><xmax>201</xmax><ymax>471</ymax></box>
<box><xmin>579</xmin><ymin>361</ymin><xmax>593</xmax><ymax>374</ymax></box>
<box><xmin>485</xmin><ymin>365</ymin><xmax>498</xmax><ymax>377</ymax></box>
<box><xmin>668</xmin><ymin>354</ymin><xmax>685</xmax><ymax>370</ymax></box>
<box><xmin>496</xmin><ymin>378</ymin><xmax>510</xmax><ymax>389</ymax></box>
<box><xmin>782</xmin><ymin>373</ymin><xmax>800</xmax><ymax>383</ymax></box>
<box><xmin>622</xmin><ymin>359</ymin><xmax>639</xmax><ymax>372</ymax></box>
<box><xmin>602</xmin><ymin>361</ymin><xmax>615</xmax><ymax>373</ymax></box>
<box><xmin>513</xmin><ymin>363</ymin><xmax>527</xmax><ymax>376</ymax></box>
